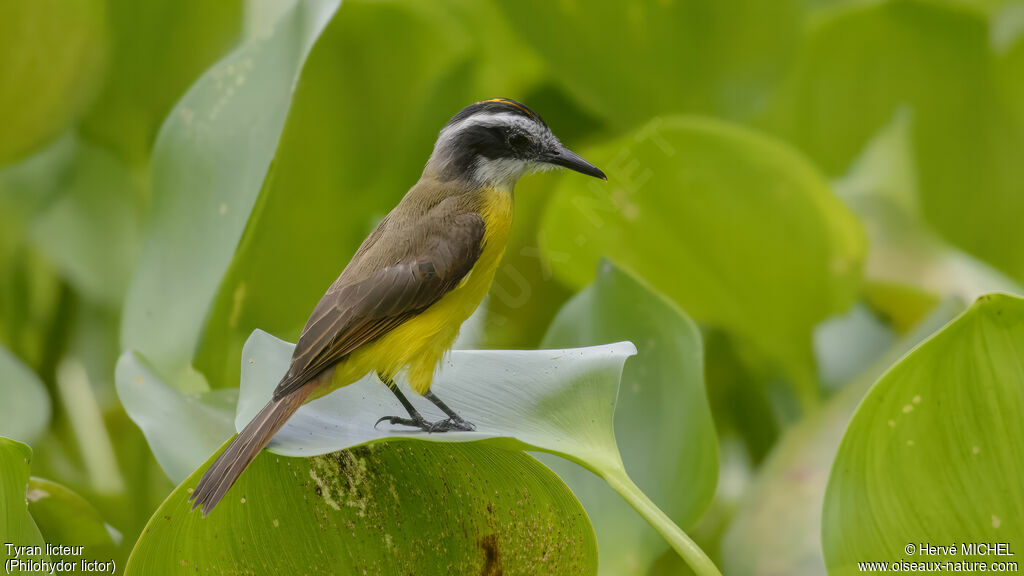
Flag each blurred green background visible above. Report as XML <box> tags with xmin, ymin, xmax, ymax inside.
<box><xmin>1</xmin><ymin>0</ymin><xmax>1022</xmax><ymax>574</ymax></box>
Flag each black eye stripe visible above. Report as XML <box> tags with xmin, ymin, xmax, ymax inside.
<box><xmin>459</xmin><ymin>125</ymin><xmax>507</xmax><ymax>159</ymax></box>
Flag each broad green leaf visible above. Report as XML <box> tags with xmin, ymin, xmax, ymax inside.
<box><xmin>498</xmin><ymin>0</ymin><xmax>803</xmax><ymax>130</ymax></box>
<box><xmin>0</xmin><ymin>136</ymin><xmax>69</xmax><ymax>371</ymax></box>
<box><xmin>194</xmin><ymin>0</ymin><xmax>478</xmax><ymax>391</ymax></box>
<box><xmin>539</xmin><ymin>116</ymin><xmax>865</xmax><ymax>404</ymax></box>
<box><xmin>538</xmin><ymin>262</ymin><xmax>718</xmax><ymax>575</ymax></box>
<box><xmin>80</xmin><ymin>0</ymin><xmax>244</xmax><ymax>164</ymax></box>
<box><xmin>0</xmin><ymin>346</ymin><xmax>50</xmax><ymax>444</ymax></box>
<box><xmin>0</xmin><ymin>438</ymin><xmax>47</xmax><ymax>570</ymax></box>
<box><xmin>115</xmin><ymin>350</ymin><xmax>237</xmax><ymax>483</ymax></box>
<box><xmin>437</xmin><ymin>0</ymin><xmax>544</xmax><ymax>97</ymax></box>
<box><xmin>30</xmin><ymin>140</ymin><xmax>142</xmax><ymax>305</ymax></box>
<box><xmin>723</xmin><ymin>300</ymin><xmax>962</xmax><ymax>576</ymax></box>
<box><xmin>0</xmin><ymin>0</ymin><xmax>106</xmax><ymax>164</ymax></box>
<box><xmin>764</xmin><ymin>0</ymin><xmax>1024</xmax><ymax>284</ymax></box>
<box><xmin>823</xmin><ymin>293</ymin><xmax>1024</xmax><ymax>574</ymax></box>
<box><xmin>121</xmin><ymin>0</ymin><xmax>342</xmax><ymax>391</ymax></box>
<box><xmin>2</xmin><ymin>440</ymin><xmax>120</xmax><ymax>572</ymax></box>
<box><xmin>26</xmin><ymin>477</ymin><xmax>117</xmax><ymax>548</ymax></box>
<box><xmin>126</xmin><ymin>442</ymin><xmax>597</xmax><ymax>575</ymax></box>
<box><xmin>834</xmin><ymin>111</ymin><xmax>1022</xmax><ymax>311</ymax></box>
<box><xmin>994</xmin><ymin>2</ymin><xmax>1024</xmax><ymax>124</ymax></box>
<box><xmin>234</xmin><ymin>330</ymin><xmax>720</xmax><ymax>575</ymax></box>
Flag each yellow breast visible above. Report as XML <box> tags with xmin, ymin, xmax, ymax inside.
<box><xmin>325</xmin><ymin>187</ymin><xmax>514</xmax><ymax>396</ymax></box>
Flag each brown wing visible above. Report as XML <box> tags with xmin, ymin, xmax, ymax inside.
<box><xmin>271</xmin><ymin>211</ymin><xmax>485</xmax><ymax>401</ymax></box>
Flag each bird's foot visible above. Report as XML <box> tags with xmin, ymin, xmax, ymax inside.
<box><xmin>429</xmin><ymin>417</ymin><xmax>476</xmax><ymax>433</ymax></box>
<box><xmin>374</xmin><ymin>415</ymin><xmax>475</xmax><ymax>433</ymax></box>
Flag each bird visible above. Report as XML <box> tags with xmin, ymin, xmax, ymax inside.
<box><xmin>189</xmin><ymin>98</ymin><xmax>606</xmax><ymax>515</ymax></box>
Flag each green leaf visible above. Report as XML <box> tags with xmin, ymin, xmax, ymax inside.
<box><xmin>0</xmin><ymin>438</ymin><xmax>47</xmax><ymax>570</ymax></box>
<box><xmin>2</xmin><ymin>439</ymin><xmax>120</xmax><ymax>572</ymax></box>
<box><xmin>994</xmin><ymin>2</ymin><xmax>1024</xmax><ymax>124</ymax></box>
<box><xmin>80</xmin><ymin>0</ymin><xmax>244</xmax><ymax>163</ymax></box>
<box><xmin>120</xmin><ymin>0</ymin><xmax>342</xmax><ymax>391</ymax></box>
<box><xmin>234</xmin><ymin>332</ymin><xmax>633</xmax><ymax>463</ymax></box>
<box><xmin>833</xmin><ymin>111</ymin><xmax>1022</xmax><ymax>310</ymax></box>
<box><xmin>0</xmin><ymin>0</ymin><xmax>106</xmax><ymax>164</ymax></box>
<box><xmin>722</xmin><ymin>300</ymin><xmax>962</xmax><ymax>576</ymax></box>
<box><xmin>498</xmin><ymin>0</ymin><xmax>803</xmax><ymax>130</ymax></box>
<box><xmin>538</xmin><ymin>262</ymin><xmax>718</xmax><ymax>575</ymax></box>
<box><xmin>539</xmin><ymin>116</ymin><xmax>865</xmax><ymax>404</ymax></box>
<box><xmin>233</xmin><ymin>330</ymin><xmax>719</xmax><ymax>575</ymax></box>
<box><xmin>823</xmin><ymin>293</ymin><xmax>1024</xmax><ymax>574</ymax></box>
<box><xmin>0</xmin><ymin>346</ymin><xmax>50</xmax><ymax>444</ymax></box>
<box><xmin>26</xmin><ymin>477</ymin><xmax>117</xmax><ymax>548</ymax></box>
<box><xmin>194</xmin><ymin>0</ymin><xmax>478</xmax><ymax>391</ymax></box>
<box><xmin>115</xmin><ymin>350</ymin><xmax>237</xmax><ymax>483</ymax></box>
<box><xmin>765</xmin><ymin>0</ymin><xmax>1024</xmax><ymax>285</ymax></box>
<box><xmin>126</xmin><ymin>442</ymin><xmax>597</xmax><ymax>575</ymax></box>
<box><xmin>30</xmin><ymin>139</ymin><xmax>142</xmax><ymax>305</ymax></box>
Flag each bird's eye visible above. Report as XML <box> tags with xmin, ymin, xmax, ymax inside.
<box><xmin>507</xmin><ymin>131</ymin><xmax>530</xmax><ymax>151</ymax></box>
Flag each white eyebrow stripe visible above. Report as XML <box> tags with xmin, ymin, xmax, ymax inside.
<box><xmin>438</xmin><ymin>112</ymin><xmax>539</xmax><ymax>143</ymax></box>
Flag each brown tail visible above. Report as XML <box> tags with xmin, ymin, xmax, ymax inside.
<box><xmin>190</xmin><ymin>386</ymin><xmax>312</xmax><ymax>516</ymax></box>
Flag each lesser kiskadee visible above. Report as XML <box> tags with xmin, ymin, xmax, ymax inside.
<box><xmin>190</xmin><ymin>98</ymin><xmax>606</xmax><ymax>515</ymax></box>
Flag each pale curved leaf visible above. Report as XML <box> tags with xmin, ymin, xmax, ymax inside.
<box><xmin>120</xmin><ymin>0</ymin><xmax>341</xmax><ymax>390</ymax></box>
<box><xmin>539</xmin><ymin>261</ymin><xmax>718</xmax><ymax>574</ymax></box>
<box><xmin>115</xmin><ymin>351</ymin><xmax>236</xmax><ymax>482</ymax></box>
<box><xmin>0</xmin><ymin>346</ymin><xmax>50</xmax><ymax>445</ymax></box>
<box><xmin>237</xmin><ymin>330</ymin><xmax>635</xmax><ymax>467</ymax></box>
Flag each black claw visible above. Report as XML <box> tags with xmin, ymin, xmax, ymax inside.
<box><xmin>374</xmin><ymin>415</ymin><xmax>429</xmax><ymax>432</ymax></box>
<box><xmin>374</xmin><ymin>415</ymin><xmax>475</xmax><ymax>434</ymax></box>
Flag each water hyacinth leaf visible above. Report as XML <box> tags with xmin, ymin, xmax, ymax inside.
<box><xmin>121</xmin><ymin>0</ymin><xmax>341</xmax><ymax>390</ymax></box>
<box><xmin>499</xmin><ymin>0</ymin><xmax>803</xmax><ymax>129</ymax></box>
<box><xmin>126</xmin><ymin>442</ymin><xmax>597</xmax><ymax>575</ymax></box>
<box><xmin>723</xmin><ymin>300</ymin><xmax>962</xmax><ymax>576</ymax></box>
<box><xmin>823</xmin><ymin>294</ymin><xmax>1024</xmax><ymax>574</ymax></box>
<box><xmin>539</xmin><ymin>116</ymin><xmax>864</xmax><ymax>403</ymax></box>
<box><xmin>80</xmin><ymin>0</ymin><xmax>244</xmax><ymax>163</ymax></box>
<box><xmin>195</xmin><ymin>0</ymin><xmax>478</xmax><ymax>392</ymax></box>
<box><xmin>115</xmin><ymin>350</ymin><xmax>237</xmax><ymax>483</ymax></box>
<box><xmin>0</xmin><ymin>0</ymin><xmax>106</xmax><ymax>164</ymax></box>
<box><xmin>0</xmin><ymin>438</ymin><xmax>47</xmax><ymax>568</ymax></box>
<box><xmin>0</xmin><ymin>346</ymin><xmax>50</xmax><ymax>445</ymax></box>
<box><xmin>234</xmin><ymin>330</ymin><xmax>720</xmax><ymax>575</ymax></box>
<box><xmin>235</xmin><ymin>331</ymin><xmax>635</xmax><ymax>463</ymax></box>
<box><xmin>26</xmin><ymin>477</ymin><xmax>117</xmax><ymax>548</ymax></box>
<box><xmin>994</xmin><ymin>2</ymin><xmax>1024</xmax><ymax>124</ymax></box>
<box><xmin>833</xmin><ymin>111</ymin><xmax>1022</xmax><ymax>315</ymax></box>
<box><xmin>538</xmin><ymin>262</ymin><xmax>717</xmax><ymax>575</ymax></box>
<box><xmin>765</xmin><ymin>0</ymin><xmax>1024</xmax><ymax>284</ymax></box>
<box><xmin>30</xmin><ymin>140</ymin><xmax>142</xmax><ymax>305</ymax></box>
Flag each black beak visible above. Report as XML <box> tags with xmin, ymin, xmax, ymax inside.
<box><xmin>547</xmin><ymin>146</ymin><xmax>607</xmax><ymax>180</ymax></box>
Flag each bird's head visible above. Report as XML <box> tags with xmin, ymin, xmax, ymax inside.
<box><xmin>427</xmin><ymin>98</ymin><xmax>606</xmax><ymax>187</ymax></box>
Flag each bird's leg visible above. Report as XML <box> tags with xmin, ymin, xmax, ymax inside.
<box><xmin>374</xmin><ymin>375</ymin><xmax>464</xmax><ymax>433</ymax></box>
<box><xmin>374</xmin><ymin>375</ymin><xmax>431</xmax><ymax>431</ymax></box>
<box><xmin>424</xmin><ymin>390</ymin><xmax>476</xmax><ymax>432</ymax></box>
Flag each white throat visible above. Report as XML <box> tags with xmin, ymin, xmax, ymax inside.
<box><xmin>472</xmin><ymin>157</ymin><xmax>538</xmax><ymax>187</ymax></box>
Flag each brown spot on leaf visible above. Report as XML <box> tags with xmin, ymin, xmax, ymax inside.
<box><xmin>479</xmin><ymin>534</ymin><xmax>503</xmax><ymax>576</ymax></box>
